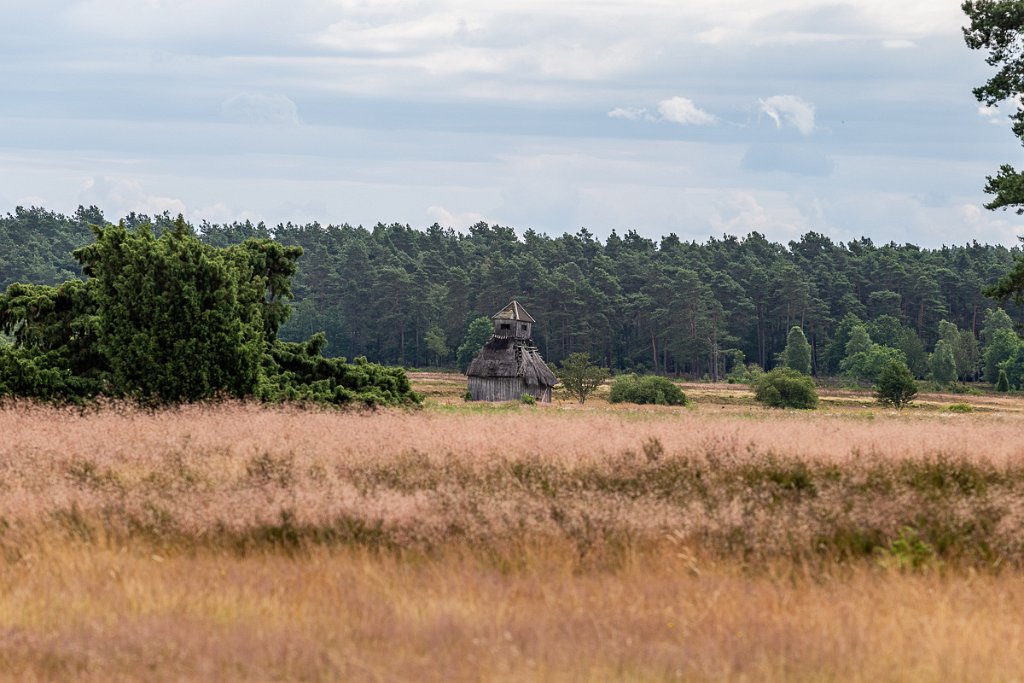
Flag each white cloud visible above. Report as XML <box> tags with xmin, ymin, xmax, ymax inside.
<box><xmin>707</xmin><ymin>190</ymin><xmax>812</xmax><ymax>241</ymax></box>
<box><xmin>41</xmin><ymin>0</ymin><xmax>965</xmax><ymax>109</ymax></box>
<box><xmin>191</xmin><ymin>202</ymin><xmax>262</xmax><ymax>225</ymax></box>
<box><xmin>14</xmin><ymin>195</ymin><xmax>50</xmax><ymax>208</ymax></box>
<box><xmin>882</xmin><ymin>39</ymin><xmax>918</xmax><ymax>49</ymax></box>
<box><xmin>956</xmin><ymin>203</ymin><xmax>1021</xmax><ymax>245</ymax></box>
<box><xmin>426</xmin><ymin>205</ymin><xmax>488</xmax><ymax>231</ymax></box>
<box><xmin>221</xmin><ymin>93</ymin><xmax>300</xmax><ymax>125</ymax></box>
<box><xmin>607</xmin><ymin>107</ymin><xmax>650</xmax><ymax>121</ymax></box>
<box><xmin>696</xmin><ymin>26</ymin><xmax>731</xmax><ymax>45</ymax></box>
<box><xmin>976</xmin><ymin>99</ymin><xmax>1024</xmax><ymax>126</ymax></box>
<box><xmin>657</xmin><ymin>97</ymin><xmax>717</xmax><ymax>126</ymax></box>
<box><xmin>608</xmin><ymin>97</ymin><xmax>716</xmax><ymax>126</ymax></box>
<box><xmin>759</xmin><ymin>95</ymin><xmax>816</xmax><ymax>135</ymax></box>
<box><xmin>79</xmin><ymin>175</ymin><xmax>187</xmax><ymax>218</ymax></box>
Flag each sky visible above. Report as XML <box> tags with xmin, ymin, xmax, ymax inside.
<box><xmin>1</xmin><ymin>0</ymin><xmax>1023</xmax><ymax>247</ymax></box>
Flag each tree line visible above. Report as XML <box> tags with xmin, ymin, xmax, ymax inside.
<box><xmin>2</xmin><ymin>204</ymin><xmax>1023</xmax><ymax>382</ymax></box>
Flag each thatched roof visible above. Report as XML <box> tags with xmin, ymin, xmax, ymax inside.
<box><xmin>491</xmin><ymin>300</ymin><xmax>535</xmax><ymax>323</ymax></box>
<box><xmin>466</xmin><ymin>336</ymin><xmax>557</xmax><ymax>388</ymax></box>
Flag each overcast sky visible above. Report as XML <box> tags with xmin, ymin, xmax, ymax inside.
<box><xmin>2</xmin><ymin>0</ymin><xmax>1022</xmax><ymax>247</ymax></box>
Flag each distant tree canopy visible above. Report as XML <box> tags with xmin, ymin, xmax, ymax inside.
<box><xmin>2</xmin><ymin>205</ymin><xmax>1024</xmax><ymax>382</ymax></box>
<box><xmin>0</xmin><ymin>215</ymin><xmax>419</xmax><ymax>406</ymax></box>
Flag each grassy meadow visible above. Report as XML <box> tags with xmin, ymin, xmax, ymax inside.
<box><xmin>2</xmin><ymin>374</ymin><xmax>1024</xmax><ymax>681</ymax></box>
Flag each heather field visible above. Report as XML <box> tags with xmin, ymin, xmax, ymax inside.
<box><xmin>3</xmin><ymin>375</ymin><xmax>1024</xmax><ymax>681</ymax></box>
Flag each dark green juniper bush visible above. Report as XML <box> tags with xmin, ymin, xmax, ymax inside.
<box><xmin>0</xmin><ymin>217</ymin><xmax>419</xmax><ymax>407</ymax></box>
<box><xmin>875</xmin><ymin>359</ymin><xmax>918</xmax><ymax>409</ymax></box>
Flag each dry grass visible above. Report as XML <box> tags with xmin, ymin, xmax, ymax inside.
<box><xmin>3</xmin><ymin>540</ymin><xmax>1024</xmax><ymax>682</ymax></box>
<box><xmin>2</xmin><ymin>400</ymin><xmax>1024</xmax><ymax>562</ymax></box>
<box><xmin>4</xmin><ymin>388</ymin><xmax>1024</xmax><ymax>680</ymax></box>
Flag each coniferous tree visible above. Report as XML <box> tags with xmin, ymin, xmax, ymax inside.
<box><xmin>782</xmin><ymin>325</ymin><xmax>812</xmax><ymax>375</ymax></box>
<box><xmin>875</xmin><ymin>359</ymin><xmax>917</xmax><ymax>409</ymax></box>
<box><xmin>73</xmin><ymin>219</ymin><xmax>281</xmax><ymax>402</ymax></box>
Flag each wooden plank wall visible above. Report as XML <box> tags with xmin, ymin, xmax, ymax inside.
<box><xmin>468</xmin><ymin>377</ymin><xmax>550</xmax><ymax>402</ymax></box>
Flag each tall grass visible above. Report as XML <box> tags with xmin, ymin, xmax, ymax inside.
<box><xmin>1</xmin><ymin>402</ymin><xmax>1023</xmax><ymax>564</ymax></box>
<box><xmin>3</xmin><ymin>539</ymin><xmax>1024</xmax><ymax>682</ymax></box>
<box><xmin>4</xmin><ymin>401</ymin><xmax>1024</xmax><ymax>681</ymax></box>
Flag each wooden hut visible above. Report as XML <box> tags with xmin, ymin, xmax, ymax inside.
<box><xmin>466</xmin><ymin>300</ymin><xmax>557</xmax><ymax>402</ymax></box>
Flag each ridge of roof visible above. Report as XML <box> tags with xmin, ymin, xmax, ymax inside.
<box><xmin>491</xmin><ymin>299</ymin><xmax>536</xmax><ymax>323</ymax></box>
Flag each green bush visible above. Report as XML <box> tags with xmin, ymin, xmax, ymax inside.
<box><xmin>558</xmin><ymin>352</ymin><xmax>609</xmax><ymax>404</ymax></box>
<box><xmin>945</xmin><ymin>382</ymin><xmax>981</xmax><ymax>395</ymax></box>
<box><xmin>520</xmin><ymin>393</ymin><xmax>536</xmax><ymax>405</ymax></box>
<box><xmin>946</xmin><ymin>403</ymin><xmax>975</xmax><ymax>413</ymax></box>
<box><xmin>875</xmin><ymin>527</ymin><xmax>938</xmax><ymax>572</ymax></box>
<box><xmin>609</xmin><ymin>374</ymin><xmax>687</xmax><ymax>406</ymax></box>
<box><xmin>996</xmin><ymin>368</ymin><xmax>1010</xmax><ymax>392</ymax></box>
<box><xmin>0</xmin><ymin>219</ymin><xmax>420</xmax><ymax>407</ymax></box>
<box><xmin>744</xmin><ymin>363</ymin><xmax>765</xmax><ymax>386</ymax></box>
<box><xmin>753</xmin><ymin>367</ymin><xmax>818</xmax><ymax>409</ymax></box>
<box><xmin>875</xmin><ymin>359</ymin><xmax>917</xmax><ymax>410</ymax></box>
<box><xmin>842</xmin><ymin>343</ymin><xmax>907</xmax><ymax>384</ymax></box>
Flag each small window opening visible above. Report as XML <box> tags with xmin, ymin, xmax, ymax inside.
<box><xmin>500</xmin><ymin>323</ymin><xmax>511</xmax><ymax>330</ymax></box>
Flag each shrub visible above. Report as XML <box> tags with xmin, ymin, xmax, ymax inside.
<box><xmin>725</xmin><ymin>363</ymin><xmax>750</xmax><ymax>384</ymax></box>
<box><xmin>520</xmin><ymin>393</ymin><xmax>536</xmax><ymax>405</ymax></box>
<box><xmin>558</xmin><ymin>352</ymin><xmax>609</xmax><ymax>404</ymax></box>
<box><xmin>609</xmin><ymin>374</ymin><xmax>687</xmax><ymax>406</ymax></box>
<box><xmin>724</xmin><ymin>349</ymin><xmax>748</xmax><ymax>384</ymax></box>
<box><xmin>944</xmin><ymin>382</ymin><xmax>981</xmax><ymax>395</ymax></box>
<box><xmin>999</xmin><ymin>345</ymin><xmax>1024</xmax><ymax>390</ymax></box>
<box><xmin>744</xmin><ymin>363</ymin><xmax>765</xmax><ymax>386</ymax></box>
<box><xmin>0</xmin><ymin>220</ymin><xmax>420</xmax><ymax>407</ymax></box>
<box><xmin>946</xmin><ymin>403</ymin><xmax>975</xmax><ymax>413</ymax></box>
<box><xmin>875</xmin><ymin>359</ymin><xmax>917</xmax><ymax>410</ymax></box>
<box><xmin>875</xmin><ymin>527</ymin><xmax>938</xmax><ymax>572</ymax></box>
<box><xmin>996</xmin><ymin>368</ymin><xmax>1010</xmax><ymax>392</ymax></box>
<box><xmin>842</xmin><ymin>343</ymin><xmax>907</xmax><ymax>384</ymax></box>
<box><xmin>753</xmin><ymin>367</ymin><xmax>818</xmax><ymax>409</ymax></box>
